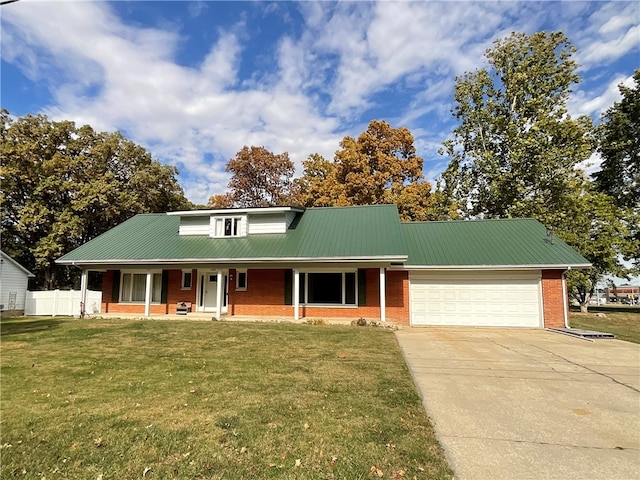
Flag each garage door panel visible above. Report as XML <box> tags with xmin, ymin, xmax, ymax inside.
<box><xmin>410</xmin><ymin>271</ymin><xmax>542</xmax><ymax>327</ymax></box>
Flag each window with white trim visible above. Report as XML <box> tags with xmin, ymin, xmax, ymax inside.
<box><xmin>213</xmin><ymin>217</ymin><xmax>243</xmax><ymax>237</ymax></box>
<box><xmin>181</xmin><ymin>270</ymin><xmax>192</xmax><ymax>290</ymax></box>
<box><xmin>236</xmin><ymin>270</ymin><xmax>247</xmax><ymax>291</ymax></box>
<box><xmin>299</xmin><ymin>271</ymin><xmax>357</xmax><ymax>305</ymax></box>
<box><xmin>120</xmin><ymin>273</ymin><xmax>162</xmax><ymax>303</ymax></box>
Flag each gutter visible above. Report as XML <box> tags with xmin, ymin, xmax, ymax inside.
<box><xmin>389</xmin><ymin>263</ymin><xmax>592</xmax><ymax>271</ymax></box>
<box><xmin>57</xmin><ymin>255</ymin><xmax>409</xmax><ymax>266</ymax></box>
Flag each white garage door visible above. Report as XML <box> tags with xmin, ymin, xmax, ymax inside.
<box><xmin>410</xmin><ymin>271</ymin><xmax>542</xmax><ymax>327</ymax></box>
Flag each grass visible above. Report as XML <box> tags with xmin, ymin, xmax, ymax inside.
<box><xmin>569</xmin><ymin>310</ymin><xmax>640</xmax><ymax>344</ymax></box>
<box><xmin>0</xmin><ymin>317</ymin><xmax>453</xmax><ymax>480</ymax></box>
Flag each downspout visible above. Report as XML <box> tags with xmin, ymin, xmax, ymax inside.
<box><xmin>562</xmin><ymin>268</ymin><xmax>570</xmax><ymax>329</ymax></box>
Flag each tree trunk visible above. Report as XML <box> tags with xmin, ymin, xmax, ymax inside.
<box><xmin>43</xmin><ymin>267</ymin><xmax>56</xmax><ymax>290</ymax></box>
<box><xmin>579</xmin><ymin>303</ymin><xmax>589</xmax><ymax>313</ymax></box>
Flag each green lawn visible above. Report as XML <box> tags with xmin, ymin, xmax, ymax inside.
<box><xmin>0</xmin><ymin>317</ymin><xmax>453</xmax><ymax>480</ymax></box>
<box><xmin>569</xmin><ymin>310</ymin><xmax>640</xmax><ymax>344</ymax></box>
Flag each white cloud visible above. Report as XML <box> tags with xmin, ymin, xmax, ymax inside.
<box><xmin>574</xmin><ymin>2</ymin><xmax>640</xmax><ymax>67</ymax></box>
<box><xmin>582</xmin><ymin>24</ymin><xmax>640</xmax><ymax>65</ymax></box>
<box><xmin>1</xmin><ymin>1</ymin><xmax>343</xmax><ymax>204</ymax></box>
<box><xmin>569</xmin><ymin>73</ymin><xmax>635</xmax><ymax>119</ymax></box>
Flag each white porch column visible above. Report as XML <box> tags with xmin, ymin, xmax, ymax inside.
<box><xmin>379</xmin><ymin>267</ymin><xmax>386</xmax><ymax>322</ymax></box>
<box><xmin>216</xmin><ymin>270</ymin><xmax>223</xmax><ymax>319</ymax></box>
<box><xmin>80</xmin><ymin>269</ymin><xmax>88</xmax><ymax>317</ymax></box>
<box><xmin>293</xmin><ymin>269</ymin><xmax>300</xmax><ymax>321</ymax></box>
<box><xmin>144</xmin><ymin>271</ymin><xmax>153</xmax><ymax>317</ymax></box>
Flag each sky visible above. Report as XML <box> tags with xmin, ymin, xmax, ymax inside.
<box><xmin>1</xmin><ymin>0</ymin><xmax>638</xmax><ymax>208</ymax></box>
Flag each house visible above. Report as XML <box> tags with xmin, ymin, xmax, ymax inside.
<box><xmin>1</xmin><ymin>251</ymin><xmax>35</xmax><ymax>315</ymax></box>
<box><xmin>605</xmin><ymin>284</ymin><xmax>639</xmax><ymax>304</ymax></box>
<box><xmin>56</xmin><ymin>205</ymin><xmax>590</xmax><ymax>328</ymax></box>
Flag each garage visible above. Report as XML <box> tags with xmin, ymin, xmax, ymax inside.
<box><xmin>409</xmin><ymin>271</ymin><xmax>542</xmax><ymax>327</ymax></box>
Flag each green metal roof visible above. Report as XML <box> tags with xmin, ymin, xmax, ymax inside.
<box><xmin>401</xmin><ymin>219</ymin><xmax>590</xmax><ymax>267</ymax></box>
<box><xmin>57</xmin><ymin>206</ymin><xmax>590</xmax><ymax>269</ymax></box>
<box><xmin>57</xmin><ymin>205</ymin><xmax>408</xmax><ymax>265</ymax></box>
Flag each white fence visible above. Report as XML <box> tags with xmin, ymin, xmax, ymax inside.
<box><xmin>24</xmin><ymin>290</ymin><xmax>102</xmax><ymax>316</ymax></box>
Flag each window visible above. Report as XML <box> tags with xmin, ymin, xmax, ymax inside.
<box><xmin>299</xmin><ymin>271</ymin><xmax>357</xmax><ymax>305</ymax></box>
<box><xmin>120</xmin><ymin>273</ymin><xmax>162</xmax><ymax>303</ymax></box>
<box><xmin>236</xmin><ymin>270</ymin><xmax>247</xmax><ymax>291</ymax></box>
<box><xmin>181</xmin><ymin>271</ymin><xmax>192</xmax><ymax>290</ymax></box>
<box><xmin>214</xmin><ymin>217</ymin><xmax>242</xmax><ymax>237</ymax></box>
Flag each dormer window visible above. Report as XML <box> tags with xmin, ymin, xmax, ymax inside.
<box><xmin>212</xmin><ymin>216</ymin><xmax>244</xmax><ymax>237</ymax></box>
<box><xmin>172</xmin><ymin>207</ymin><xmax>303</xmax><ymax>237</ymax></box>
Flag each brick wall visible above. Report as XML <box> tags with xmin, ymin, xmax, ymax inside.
<box><xmin>231</xmin><ymin>268</ymin><xmax>410</xmax><ymax>323</ymax></box>
<box><xmin>541</xmin><ymin>269</ymin><xmax>567</xmax><ymax>328</ymax></box>
<box><xmin>167</xmin><ymin>269</ymin><xmax>197</xmax><ymax>314</ymax></box>
<box><xmin>386</xmin><ymin>271</ymin><xmax>409</xmax><ymax>326</ymax></box>
<box><xmin>101</xmin><ymin>269</ymin><xmax>196</xmax><ymax>315</ymax></box>
<box><xmin>230</xmin><ymin>269</ymin><xmax>293</xmax><ymax>316</ymax></box>
<box><xmin>101</xmin><ymin>267</ymin><xmax>411</xmax><ymax>323</ymax></box>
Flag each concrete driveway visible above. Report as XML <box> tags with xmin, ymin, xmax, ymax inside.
<box><xmin>395</xmin><ymin>328</ymin><xmax>640</xmax><ymax>480</ymax></box>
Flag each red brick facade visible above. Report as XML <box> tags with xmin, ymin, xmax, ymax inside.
<box><xmin>386</xmin><ymin>271</ymin><xmax>409</xmax><ymax>325</ymax></box>
<box><xmin>101</xmin><ymin>267</ymin><xmax>409</xmax><ymax>323</ymax></box>
<box><xmin>100</xmin><ymin>268</ymin><xmax>564</xmax><ymax>328</ymax></box>
<box><xmin>541</xmin><ymin>269</ymin><xmax>567</xmax><ymax>328</ymax></box>
<box><xmin>228</xmin><ymin>268</ymin><xmax>409</xmax><ymax>323</ymax></box>
<box><xmin>101</xmin><ymin>269</ymin><xmax>196</xmax><ymax>315</ymax></box>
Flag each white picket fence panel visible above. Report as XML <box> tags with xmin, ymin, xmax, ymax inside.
<box><xmin>24</xmin><ymin>290</ymin><xmax>102</xmax><ymax>316</ymax></box>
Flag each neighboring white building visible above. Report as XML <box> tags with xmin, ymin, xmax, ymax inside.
<box><xmin>1</xmin><ymin>251</ymin><xmax>35</xmax><ymax>314</ymax></box>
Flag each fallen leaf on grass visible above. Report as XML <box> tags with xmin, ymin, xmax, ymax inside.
<box><xmin>143</xmin><ymin>467</ymin><xmax>152</xmax><ymax>477</ymax></box>
<box><xmin>295</xmin><ymin>459</ymin><xmax>302</xmax><ymax>467</ymax></box>
<box><xmin>370</xmin><ymin>466</ymin><xmax>384</xmax><ymax>477</ymax></box>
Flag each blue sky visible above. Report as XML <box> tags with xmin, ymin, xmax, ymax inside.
<box><xmin>1</xmin><ymin>0</ymin><xmax>638</xmax><ymax>207</ymax></box>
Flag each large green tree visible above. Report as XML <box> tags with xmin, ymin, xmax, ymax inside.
<box><xmin>593</xmin><ymin>70</ymin><xmax>640</xmax><ymax>273</ymax></box>
<box><xmin>440</xmin><ymin>31</ymin><xmax>635</xmax><ymax>310</ymax></box>
<box><xmin>298</xmin><ymin>120</ymin><xmax>455</xmax><ymax>221</ymax></box>
<box><xmin>594</xmin><ymin>69</ymin><xmax>640</xmax><ymax>210</ymax></box>
<box><xmin>0</xmin><ymin>110</ymin><xmax>192</xmax><ymax>289</ymax></box>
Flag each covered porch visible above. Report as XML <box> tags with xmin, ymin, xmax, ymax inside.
<box><xmin>78</xmin><ymin>266</ymin><xmax>406</xmax><ymax>324</ymax></box>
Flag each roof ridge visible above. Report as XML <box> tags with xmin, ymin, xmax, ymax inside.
<box><xmin>402</xmin><ymin>217</ymin><xmax>538</xmax><ymax>225</ymax></box>
<box><xmin>308</xmin><ymin>204</ymin><xmax>396</xmax><ymax>210</ymax></box>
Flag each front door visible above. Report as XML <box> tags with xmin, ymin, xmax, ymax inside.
<box><xmin>198</xmin><ymin>271</ymin><xmax>228</xmax><ymax>314</ymax></box>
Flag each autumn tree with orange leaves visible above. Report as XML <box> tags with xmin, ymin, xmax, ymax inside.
<box><xmin>208</xmin><ymin>146</ymin><xmax>299</xmax><ymax>208</ymax></box>
<box><xmin>297</xmin><ymin>120</ymin><xmax>455</xmax><ymax>221</ymax></box>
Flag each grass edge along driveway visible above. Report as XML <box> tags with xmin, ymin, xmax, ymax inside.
<box><xmin>0</xmin><ymin>317</ymin><xmax>453</xmax><ymax>480</ymax></box>
<box><xmin>569</xmin><ymin>310</ymin><xmax>640</xmax><ymax>344</ymax></box>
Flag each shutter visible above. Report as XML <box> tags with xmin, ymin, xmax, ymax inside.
<box><xmin>358</xmin><ymin>269</ymin><xmax>367</xmax><ymax>306</ymax></box>
<box><xmin>284</xmin><ymin>269</ymin><xmax>292</xmax><ymax>305</ymax></box>
<box><xmin>161</xmin><ymin>270</ymin><xmax>169</xmax><ymax>304</ymax></box>
<box><xmin>111</xmin><ymin>270</ymin><xmax>121</xmax><ymax>302</ymax></box>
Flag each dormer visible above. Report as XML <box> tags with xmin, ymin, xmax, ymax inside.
<box><xmin>168</xmin><ymin>207</ymin><xmax>304</xmax><ymax>237</ymax></box>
